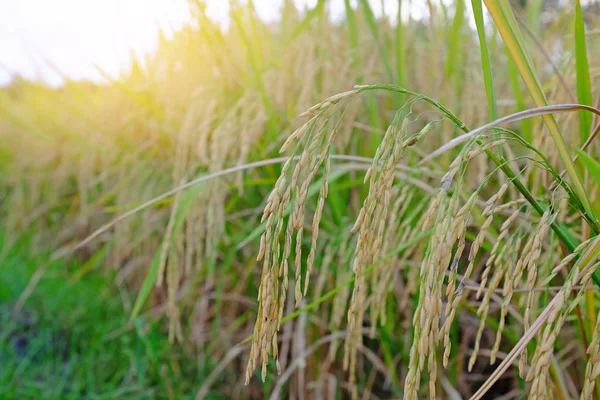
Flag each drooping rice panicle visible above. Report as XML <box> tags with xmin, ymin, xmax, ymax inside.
<box><xmin>345</xmin><ymin>113</ymin><xmax>417</xmax><ymax>396</ymax></box>
<box><xmin>527</xmin><ymin>238</ymin><xmax>600</xmax><ymax>398</ymax></box>
<box><xmin>581</xmin><ymin>309</ymin><xmax>600</xmax><ymax>400</ymax></box>
<box><xmin>369</xmin><ymin>186</ymin><xmax>414</xmax><ymax>335</ymax></box>
<box><xmin>490</xmin><ymin>235</ymin><xmax>522</xmax><ymax>364</ymax></box>
<box><xmin>247</xmin><ymin>96</ymin><xmax>360</xmax><ymax>382</ymax></box>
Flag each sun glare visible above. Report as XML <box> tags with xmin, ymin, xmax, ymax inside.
<box><xmin>0</xmin><ymin>0</ymin><xmax>191</xmax><ymax>86</ymax></box>
<box><xmin>0</xmin><ymin>0</ymin><xmax>432</xmax><ymax>87</ymax></box>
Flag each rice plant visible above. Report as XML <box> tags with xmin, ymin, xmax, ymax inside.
<box><xmin>2</xmin><ymin>0</ymin><xmax>600</xmax><ymax>398</ymax></box>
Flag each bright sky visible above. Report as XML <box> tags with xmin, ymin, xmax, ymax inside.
<box><xmin>0</xmin><ymin>0</ymin><xmax>433</xmax><ymax>87</ymax></box>
<box><xmin>0</xmin><ymin>0</ymin><xmax>592</xmax><ymax>87</ymax></box>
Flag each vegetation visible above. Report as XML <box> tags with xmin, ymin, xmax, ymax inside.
<box><xmin>1</xmin><ymin>0</ymin><xmax>600</xmax><ymax>398</ymax></box>
<box><xmin>0</xmin><ymin>235</ymin><xmax>201</xmax><ymax>399</ymax></box>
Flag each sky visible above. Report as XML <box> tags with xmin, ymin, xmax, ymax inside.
<box><xmin>0</xmin><ymin>0</ymin><xmax>594</xmax><ymax>87</ymax></box>
<box><xmin>0</xmin><ymin>0</ymin><xmax>434</xmax><ymax>87</ymax></box>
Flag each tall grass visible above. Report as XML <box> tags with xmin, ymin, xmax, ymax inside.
<box><xmin>1</xmin><ymin>0</ymin><xmax>600</xmax><ymax>398</ymax></box>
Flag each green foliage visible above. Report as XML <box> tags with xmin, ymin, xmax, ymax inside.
<box><xmin>576</xmin><ymin>148</ymin><xmax>600</xmax><ymax>188</ymax></box>
<box><xmin>472</xmin><ymin>0</ymin><xmax>498</xmax><ymax>121</ymax></box>
<box><xmin>575</xmin><ymin>0</ymin><xmax>593</xmax><ymax>144</ymax></box>
<box><xmin>0</xmin><ymin>235</ymin><xmax>201</xmax><ymax>399</ymax></box>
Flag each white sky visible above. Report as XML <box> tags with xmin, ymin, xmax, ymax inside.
<box><xmin>0</xmin><ymin>0</ymin><xmax>433</xmax><ymax>86</ymax></box>
<box><xmin>0</xmin><ymin>0</ymin><xmax>594</xmax><ymax>86</ymax></box>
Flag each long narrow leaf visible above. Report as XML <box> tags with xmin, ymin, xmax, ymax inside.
<box><xmin>575</xmin><ymin>0</ymin><xmax>593</xmax><ymax>144</ymax></box>
<box><xmin>344</xmin><ymin>0</ymin><xmax>382</xmax><ymax>147</ymax></box>
<box><xmin>471</xmin><ymin>0</ymin><xmax>498</xmax><ymax>121</ymax></box>
<box><xmin>575</xmin><ymin>149</ymin><xmax>600</xmax><ymax>188</ymax></box>
<box><xmin>396</xmin><ymin>0</ymin><xmax>407</xmax><ymax>87</ymax></box>
<box><xmin>445</xmin><ymin>0</ymin><xmax>466</xmax><ymax>88</ymax></box>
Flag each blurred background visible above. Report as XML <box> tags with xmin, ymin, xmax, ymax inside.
<box><xmin>0</xmin><ymin>0</ymin><xmax>599</xmax><ymax>399</ymax></box>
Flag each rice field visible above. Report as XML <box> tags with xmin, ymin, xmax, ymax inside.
<box><xmin>2</xmin><ymin>0</ymin><xmax>600</xmax><ymax>398</ymax></box>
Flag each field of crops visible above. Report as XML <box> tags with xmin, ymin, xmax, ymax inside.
<box><xmin>1</xmin><ymin>0</ymin><xmax>600</xmax><ymax>398</ymax></box>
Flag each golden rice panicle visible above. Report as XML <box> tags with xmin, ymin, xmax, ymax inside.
<box><xmin>313</xmin><ymin>239</ymin><xmax>336</xmax><ymax>301</ymax></box>
<box><xmin>440</xmin><ymin>190</ymin><xmax>493</xmax><ymax>367</ymax></box>
<box><xmin>328</xmin><ymin>231</ymin><xmax>354</xmax><ymax>362</ymax></box>
<box><xmin>468</xmin><ymin>245</ymin><xmax>509</xmax><ymax>372</ymax></box>
<box><xmin>475</xmin><ymin>180</ymin><xmax>510</xmax><ymax>299</ymax></box>
<box><xmin>478</xmin><ymin>205</ymin><xmax>521</xmax><ymax>305</ymax></box>
<box><xmin>526</xmin><ymin>279</ymin><xmax>572</xmax><ymax>396</ymax></box>
<box><xmin>581</xmin><ymin>309</ymin><xmax>600</xmax><ymax>400</ymax></box>
<box><xmin>527</xmin><ymin>293</ymin><xmax>569</xmax><ymax>398</ymax></box>
<box><xmin>490</xmin><ymin>235</ymin><xmax>522</xmax><ymax>364</ymax></box>
<box><xmin>249</xmin><ymin>180</ymin><xmax>294</xmax><ymax>382</ymax></box>
<box><xmin>291</xmin><ymin>124</ymin><xmax>340</xmax><ymax>305</ymax></box>
<box><xmin>527</xmin><ymin>238</ymin><xmax>600</xmax><ymax>397</ymax></box>
<box><xmin>441</xmin><ymin>194</ymin><xmax>476</xmax><ymax>368</ymax></box>
<box><xmin>346</xmin><ymin>113</ymin><xmax>425</xmax><ymax>397</ymax></box>
<box><xmin>523</xmin><ymin>211</ymin><xmax>554</xmax><ymax>329</ymax></box>
<box><xmin>469</xmin><ymin>198</ymin><xmax>526</xmax><ymax>367</ymax></box>
<box><xmin>304</xmin><ymin>154</ymin><xmax>331</xmax><ymax>297</ymax></box>
<box><xmin>404</xmin><ymin>193</ymin><xmax>453</xmax><ymax>400</ymax></box>
<box><xmin>405</xmin><ymin>143</ymin><xmax>465</xmax><ymax>399</ymax></box>
<box><xmin>298</xmin><ymin>89</ymin><xmax>359</xmax><ymax>118</ymax></box>
<box><xmin>370</xmin><ymin>186</ymin><xmax>413</xmax><ymax>335</ymax></box>
<box><xmin>506</xmin><ymin>210</ymin><xmax>552</xmax><ymax>375</ymax></box>
<box><xmin>247</xmin><ymin>100</ymin><xmax>344</xmax><ymax>383</ymax></box>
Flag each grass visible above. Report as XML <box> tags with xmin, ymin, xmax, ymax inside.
<box><xmin>1</xmin><ymin>0</ymin><xmax>600</xmax><ymax>398</ymax></box>
<box><xmin>0</xmin><ymin>234</ymin><xmax>203</xmax><ymax>399</ymax></box>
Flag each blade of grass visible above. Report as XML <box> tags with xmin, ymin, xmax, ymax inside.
<box><xmin>526</xmin><ymin>0</ymin><xmax>543</xmax><ymax>38</ymax></box>
<box><xmin>344</xmin><ymin>0</ymin><xmax>382</xmax><ymax>151</ymax></box>
<box><xmin>445</xmin><ymin>0</ymin><xmax>466</xmax><ymax>96</ymax></box>
<box><xmin>574</xmin><ymin>8</ymin><xmax>600</xmax><ymax>370</ymax></box>
<box><xmin>575</xmin><ymin>0</ymin><xmax>593</xmax><ymax>145</ymax></box>
<box><xmin>472</xmin><ymin>0</ymin><xmax>498</xmax><ymax>122</ymax></box>
<box><xmin>575</xmin><ymin>149</ymin><xmax>600</xmax><ymax>188</ymax></box>
<box><xmin>396</xmin><ymin>0</ymin><xmax>406</xmax><ymax>88</ymax></box>
<box><xmin>505</xmin><ymin>45</ymin><xmax>532</xmax><ymax>139</ymax></box>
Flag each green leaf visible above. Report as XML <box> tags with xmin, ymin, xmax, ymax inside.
<box><xmin>526</xmin><ymin>0</ymin><xmax>543</xmax><ymax>37</ymax></box>
<box><xmin>472</xmin><ymin>0</ymin><xmax>498</xmax><ymax>121</ymax></box>
<box><xmin>505</xmin><ymin>46</ymin><xmax>531</xmax><ymax>140</ymax></box>
<box><xmin>344</xmin><ymin>0</ymin><xmax>382</xmax><ymax>142</ymax></box>
<box><xmin>575</xmin><ymin>148</ymin><xmax>600</xmax><ymax>187</ymax></box>
<box><xmin>70</xmin><ymin>240</ymin><xmax>113</xmax><ymax>283</ymax></box>
<box><xmin>575</xmin><ymin>0</ymin><xmax>593</xmax><ymax>145</ymax></box>
<box><xmin>445</xmin><ymin>0</ymin><xmax>466</xmax><ymax>87</ymax></box>
<box><xmin>396</xmin><ymin>0</ymin><xmax>407</xmax><ymax>88</ymax></box>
